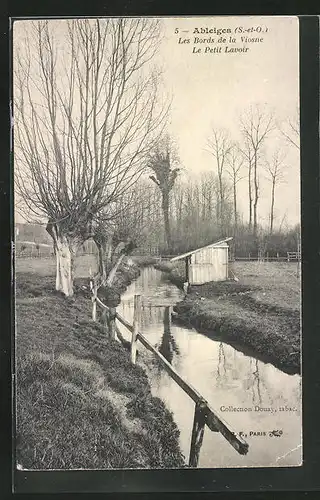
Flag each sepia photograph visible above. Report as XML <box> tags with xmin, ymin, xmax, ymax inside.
<box><xmin>13</xmin><ymin>15</ymin><xmax>301</xmax><ymax>471</ymax></box>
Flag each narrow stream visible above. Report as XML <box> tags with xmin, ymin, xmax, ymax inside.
<box><xmin>117</xmin><ymin>266</ymin><xmax>302</xmax><ymax>468</ymax></box>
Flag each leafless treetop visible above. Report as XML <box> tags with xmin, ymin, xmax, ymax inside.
<box><xmin>14</xmin><ymin>18</ymin><xmax>168</xmax><ymax>236</ymax></box>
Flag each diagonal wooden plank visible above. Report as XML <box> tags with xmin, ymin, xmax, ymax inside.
<box><xmin>136</xmin><ymin>331</ymin><xmax>249</xmax><ymax>456</ymax></box>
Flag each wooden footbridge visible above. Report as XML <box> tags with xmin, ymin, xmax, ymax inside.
<box><xmin>90</xmin><ymin>279</ymin><xmax>249</xmax><ymax>467</ymax></box>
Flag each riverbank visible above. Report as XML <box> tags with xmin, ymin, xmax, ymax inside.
<box><xmin>167</xmin><ymin>261</ymin><xmax>301</xmax><ymax>375</ymax></box>
<box><xmin>15</xmin><ymin>257</ymin><xmax>185</xmax><ymax>469</ymax></box>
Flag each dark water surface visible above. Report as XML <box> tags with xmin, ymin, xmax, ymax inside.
<box><xmin>117</xmin><ymin>267</ymin><xmax>302</xmax><ymax>468</ymax></box>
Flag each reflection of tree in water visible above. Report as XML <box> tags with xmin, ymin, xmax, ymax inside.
<box><xmin>158</xmin><ymin>307</ymin><xmax>180</xmax><ymax>364</ymax></box>
<box><xmin>216</xmin><ymin>343</ymin><xmax>244</xmax><ymax>387</ymax></box>
<box><xmin>214</xmin><ymin>343</ymin><xmax>267</xmax><ymax>406</ymax></box>
<box><xmin>251</xmin><ymin>359</ymin><xmax>262</xmax><ymax>406</ymax></box>
<box><xmin>142</xmin><ymin>304</ymin><xmax>164</xmax><ymax>329</ymax></box>
<box><xmin>248</xmin><ymin>358</ymin><xmax>277</xmax><ymax>407</ymax></box>
<box><xmin>216</xmin><ymin>342</ymin><xmax>227</xmax><ymax>386</ymax></box>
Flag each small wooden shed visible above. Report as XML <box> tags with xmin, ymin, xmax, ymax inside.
<box><xmin>170</xmin><ymin>237</ymin><xmax>233</xmax><ymax>285</ymax></box>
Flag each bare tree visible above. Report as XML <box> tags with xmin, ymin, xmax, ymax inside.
<box><xmin>171</xmin><ymin>179</ymin><xmax>185</xmax><ymax>231</ymax></box>
<box><xmin>264</xmin><ymin>149</ymin><xmax>287</xmax><ymax>234</ymax></box>
<box><xmin>148</xmin><ymin>135</ymin><xmax>180</xmax><ymax>253</ymax></box>
<box><xmin>278</xmin><ymin>108</ymin><xmax>300</xmax><ymax>150</ymax></box>
<box><xmin>14</xmin><ymin>19</ymin><xmax>167</xmax><ymax>296</ymax></box>
<box><xmin>96</xmin><ymin>181</ymin><xmax>161</xmax><ymax>281</ymax></box>
<box><xmin>226</xmin><ymin>142</ymin><xmax>244</xmax><ymax>234</ymax></box>
<box><xmin>240</xmin><ymin>105</ymin><xmax>275</xmax><ymax>239</ymax></box>
<box><xmin>239</xmin><ymin>137</ymin><xmax>254</xmax><ymax>230</ymax></box>
<box><xmin>206</xmin><ymin>128</ymin><xmax>233</xmax><ymax>235</ymax></box>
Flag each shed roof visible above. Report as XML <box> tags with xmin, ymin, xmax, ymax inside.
<box><xmin>170</xmin><ymin>237</ymin><xmax>233</xmax><ymax>262</ymax></box>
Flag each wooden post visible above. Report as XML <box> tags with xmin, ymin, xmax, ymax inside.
<box><xmin>189</xmin><ymin>399</ymin><xmax>207</xmax><ymax>468</ymax></box>
<box><xmin>92</xmin><ymin>282</ymin><xmax>97</xmax><ymax>322</ymax></box>
<box><xmin>108</xmin><ymin>307</ymin><xmax>116</xmax><ymax>340</ymax></box>
<box><xmin>168</xmin><ymin>305</ymin><xmax>172</xmax><ymax>329</ymax></box>
<box><xmin>131</xmin><ymin>294</ymin><xmax>141</xmax><ymax>364</ymax></box>
<box><xmin>185</xmin><ymin>256</ymin><xmax>189</xmax><ymax>283</ymax></box>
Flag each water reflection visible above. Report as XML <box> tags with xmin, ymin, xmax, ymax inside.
<box><xmin>158</xmin><ymin>307</ymin><xmax>180</xmax><ymax>364</ymax></box>
<box><xmin>252</xmin><ymin>359</ymin><xmax>262</xmax><ymax>406</ymax></box>
<box><xmin>217</xmin><ymin>342</ymin><xmax>227</xmax><ymax>384</ymax></box>
<box><xmin>118</xmin><ymin>267</ymin><xmax>302</xmax><ymax>468</ymax></box>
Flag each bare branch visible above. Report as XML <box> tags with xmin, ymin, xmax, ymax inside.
<box><xmin>14</xmin><ymin>18</ymin><xmax>168</xmax><ymax>234</ymax></box>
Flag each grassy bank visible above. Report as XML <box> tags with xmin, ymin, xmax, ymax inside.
<box><xmin>15</xmin><ymin>257</ymin><xmax>185</xmax><ymax>469</ymax></box>
<box><xmin>170</xmin><ymin>261</ymin><xmax>301</xmax><ymax>375</ymax></box>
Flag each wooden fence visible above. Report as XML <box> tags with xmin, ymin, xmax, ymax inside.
<box><xmin>233</xmin><ymin>253</ymin><xmax>295</xmax><ymax>262</ymax></box>
<box><xmin>287</xmin><ymin>251</ymin><xmax>301</xmax><ymax>262</ymax></box>
<box><xmin>15</xmin><ymin>241</ymin><xmax>54</xmax><ymax>259</ymax></box>
<box><xmin>154</xmin><ymin>253</ymin><xmax>299</xmax><ymax>263</ymax></box>
<box><xmin>90</xmin><ymin>279</ymin><xmax>249</xmax><ymax>467</ymax></box>
<box><xmin>15</xmin><ymin>239</ymin><xmax>97</xmax><ymax>258</ymax></box>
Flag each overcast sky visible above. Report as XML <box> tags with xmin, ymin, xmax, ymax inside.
<box><xmin>14</xmin><ymin>16</ymin><xmax>300</xmax><ymax>228</ymax></box>
<box><xmin>156</xmin><ymin>16</ymin><xmax>300</xmax><ymax>227</ymax></box>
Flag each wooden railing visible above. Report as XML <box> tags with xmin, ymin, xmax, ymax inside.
<box><xmin>152</xmin><ymin>253</ymin><xmax>299</xmax><ymax>263</ymax></box>
<box><xmin>287</xmin><ymin>251</ymin><xmax>301</xmax><ymax>262</ymax></box>
<box><xmin>90</xmin><ymin>281</ymin><xmax>249</xmax><ymax>467</ymax></box>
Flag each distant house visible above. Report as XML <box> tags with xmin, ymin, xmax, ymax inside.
<box><xmin>170</xmin><ymin>237</ymin><xmax>233</xmax><ymax>285</ymax></box>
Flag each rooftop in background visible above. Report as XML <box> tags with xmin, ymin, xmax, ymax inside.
<box><xmin>170</xmin><ymin>237</ymin><xmax>233</xmax><ymax>262</ymax></box>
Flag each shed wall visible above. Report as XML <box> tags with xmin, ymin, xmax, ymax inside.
<box><xmin>189</xmin><ymin>245</ymin><xmax>228</xmax><ymax>284</ymax></box>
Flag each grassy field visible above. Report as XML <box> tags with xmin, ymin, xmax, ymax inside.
<box><xmin>172</xmin><ymin>261</ymin><xmax>301</xmax><ymax>375</ymax></box>
<box><xmin>15</xmin><ymin>256</ymin><xmax>184</xmax><ymax>469</ymax></box>
<box><xmin>15</xmin><ymin>254</ymin><xmax>99</xmax><ymax>278</ymax></box>
<box><xmin>232</xmin><ymin>261</ymin><xmax>300</xmax><ymax>312</ymax></box>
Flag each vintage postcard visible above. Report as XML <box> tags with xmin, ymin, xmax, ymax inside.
<box><xmin>13</xmin><ymin>15</ymin><xmax>302</xmax><ymax>471</ymax></box>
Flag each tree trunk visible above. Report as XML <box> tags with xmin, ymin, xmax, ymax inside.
<box><xmin>215</xmin><ymin>197</ymin><xmax>220</xmax><ymax>229</ymax></box>
<box><xmin>47</xmin><ymin>222</ymin><xmax>80</xmax><ymax>297</ymax></box>
<box><xmin>253</xmin><ymin>155</ymin><xmax>259</xmax><ymax>238</ymax></box>
<box><xmin>248</xmin><ymin>162</ymin><xmax>253</xmax><ymax>231</ymax></box>
<box><xmin>106</xmin><ymin>253</ymin><xmax>125</xmax><ymax>286</ymax></box>
<box><xmin>96</xmin><ymin>241</ymin><xmax>107</xmax><ymax>283</ymax></box>
<box><xmin>218</xmin><ymin>173</ymin><xmax>224</xmax><ymax>236</ymax></box>
<box><xmin>55</xmin><ymin>237</ymin><xmax>77</xmax><ymax>296</ymax></box>
<box><xmin>94</xmin><ymin>234</ymin><xmax>113</xmax><ymax>285</ymax></box>
<box><xmin>233</xmin><ymin>178</ymin><xmax>238</xmax><ymax>232</ymax></box>
<box><xmin>270</xmin><ymin>178</ymin><xmax>276</xmax><ymax>234</ymax></box>
<box><xmin>162</xmin><ymin>191</ymin><xmax>171</xmax><ymax>252</ymax></box>
<box><xmin>233</xmin><ymin>178</ymin><xmax>237</xmax><ymax>257</ymax></box>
